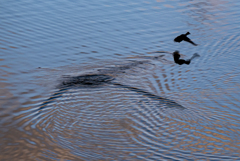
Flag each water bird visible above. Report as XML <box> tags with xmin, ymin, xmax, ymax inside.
<box><xmin>174</xmin><ymin>32</ymin><xmax>198</xmax><ymax>46</ymax></box>
<box><xmin>173</xmin><ymin>51</ymin><xmax>199</xmax><ymax>65</ymax></box>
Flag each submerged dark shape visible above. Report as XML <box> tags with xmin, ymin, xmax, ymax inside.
<box><xmin>37</xmin><ymin>71</ymin><xmax>185</xmax><ymax>114</ymax></box>
<box><xmin>174</xmin><ymin>32</ymin><xmax>198</xmax><ymax>46</ymax></box>
<box><xmin>60</xmin><ymin>74</ymin><xmax>114</xmax><ymax>87</ymax></box>
<box><xmin>173</xmin><ymin>51</ymin><xmax>200</xmax><ymax>65</ymax></box>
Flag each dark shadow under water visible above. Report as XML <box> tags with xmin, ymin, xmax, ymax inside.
<box><xmin>38</xmin><ymin>71</ymin><xmax>185</xmax><ymax>115</ymax></box>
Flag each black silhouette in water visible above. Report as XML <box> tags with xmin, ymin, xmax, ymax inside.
<box><xmin>173</xmin><ymin>51</ymin><xmax>199</xmax><ymax>65</ymax></box>
<box><xmin>149</xmin><ymin>50</ymin><xmax>200</xmax><ymax>65</ymax></box>
<box><xmin>174</xmin><ymin>32</ymin><xmax>198</xmax><ymax>46</ymax></box>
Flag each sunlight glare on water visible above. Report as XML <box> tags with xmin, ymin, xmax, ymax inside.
<box><xmin>0</xmin><ymin>0</ymin><xmax>240</xmax><ymax>160</ymax></box>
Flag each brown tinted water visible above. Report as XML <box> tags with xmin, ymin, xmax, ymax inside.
<box><xmin>1</xmin><ymin>0</ymin><xmax>240</xmax><ymax>160</ymax></box>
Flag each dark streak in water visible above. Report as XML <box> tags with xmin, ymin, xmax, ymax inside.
<box><xmin>112</xmin><ymin>82</ymin><xmax>185</xmax><ymax>109</ymax></box>
<box><xmin>60</xmin><ymin>74</ymin><xmax>115</xmax><ymax>87</ymax></box>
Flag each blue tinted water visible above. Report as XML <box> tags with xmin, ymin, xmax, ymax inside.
<box><xmin>1</xmin><ymin>0</ymin><xmax>240</xmax><ymax>160</ymax></box>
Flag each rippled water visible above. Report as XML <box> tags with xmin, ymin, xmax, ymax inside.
<box><xmin>1</xmin><ymin>0</ymin><xmax>240</xmax><ymax>160</ymax></box>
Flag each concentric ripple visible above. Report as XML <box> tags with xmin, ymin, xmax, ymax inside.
<box><xmin>1</xmin><ymin>0</ymin><xmax>240</xmax><ymax>160</ymax></box>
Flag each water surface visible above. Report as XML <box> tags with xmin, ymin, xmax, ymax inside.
<box><xmin>1</xmin><ymin>0</ymin><xmax>240</xmax><ymax>160</ymax></box>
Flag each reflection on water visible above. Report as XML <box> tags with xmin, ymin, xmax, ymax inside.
<box><xmin>1</xmin><ymin>0</ymin><xmax>240</xmax><ymax>160</ymax></box>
